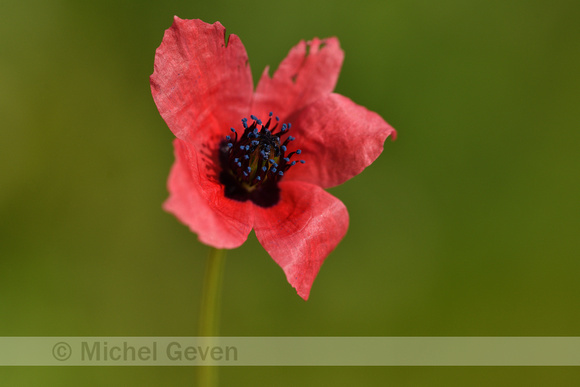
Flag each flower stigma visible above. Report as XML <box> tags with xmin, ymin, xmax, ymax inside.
<box><xmin>218</xmin><ymin>112</ymin><xmax>305</xmax><ymax>208</ymax></box>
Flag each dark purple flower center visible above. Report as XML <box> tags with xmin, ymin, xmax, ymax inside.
<box><xmin>218</xmin><ymin>112</ymin><xmax>305</xmax><ymax>208</ymax></box>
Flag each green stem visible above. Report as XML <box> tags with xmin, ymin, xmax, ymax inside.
<box><xmin>197</xmin><ymin>247</ymin><xmax>226</xmax><ymax>387</ymax></box>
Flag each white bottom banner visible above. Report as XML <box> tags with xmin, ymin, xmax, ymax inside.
<box><xmin>0</xmin><ymin>337</ymin><xmax>579</xmax><ymax>366</ymax></box>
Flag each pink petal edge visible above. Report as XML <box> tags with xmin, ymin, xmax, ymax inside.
<box><xmin>164</xmin><ymin>139</ymin><xmax>254</xmax><ymax>249</ymax></box>
<box><xmin>284</xmin><ymin>93</ymin><xmax>396</xmax><ymax>188</ymax></box>
<box><xmin>251</xmin><ymin>37</ymin><xmax>344</xmax><ymax>121</ymax></box>
<box><xmin>253</xmin><ymin>181</ymin><xmax>349</xmax><ymax>300</ymax></box>
<box><xmin>151</xmin><ymin>17</ymin><xmax>253</xmax><ymax>150</ymax></box>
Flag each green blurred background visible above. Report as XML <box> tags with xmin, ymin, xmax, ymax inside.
<box><xmin>2</xmin><ymin>0</ymin><xmax>580</xmax><ymax>385</ymax></box>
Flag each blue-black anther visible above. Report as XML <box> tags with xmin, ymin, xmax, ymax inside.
<box><xmin>219</xmin><ymin>112</ymin><xmax>304</xmax><ymax>205</ymax></box>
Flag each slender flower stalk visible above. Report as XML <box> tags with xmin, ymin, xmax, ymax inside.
<box><xmin>198</xmin><ymin>247</ymin><xmax>226</xmax><ymax>337</ymax></box>
<box><xmin>197</xmin><ymin>247</ymin><xmax>226</xmax><ymax>387</ymax></box>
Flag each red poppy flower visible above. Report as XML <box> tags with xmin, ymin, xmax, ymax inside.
<box><xmin>151</xmin><ymin>17</ymin><xmax>396</xmax><ymax>300</ymax></box>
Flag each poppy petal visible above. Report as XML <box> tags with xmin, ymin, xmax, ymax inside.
<box><xmin>251</xmin><ymin>37</ymin><xmax>344</xmax><ymax>121</ymax></box>
<box><xmin>164</xmin><ymin>139</ymin><xmax>254</xmax><ymax>249</ymax></box>
<box><xmin>253</xmin><ymin>181</ymin><xmax>349</xmax><ymax>300</ymax></box>
<box><xmin>151</xmin><ymin>17</ymin><xmax>253</xmax><ymax>149</ymax></box>
<box><xmin>285</xmin><ymin>93</ymin><xmax>396</xmax><ymax>188</ymax></box>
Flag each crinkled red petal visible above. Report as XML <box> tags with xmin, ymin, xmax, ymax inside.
<box><xmin>164</xmin><ymin>139</ymin><xmax>253</xmax><ymax>249</ymax></box>
<box><xmin>253</xmin><ymin>181</ymin><xmax>349</xmax><ymax>300</ymax></box>
<box><xmin>284</xmin><ymin>93</ymin><xmax>396</xmax><ymax>189</ymax></box>
<box><xmin>251</xmin><ymin>37</ymin><xmax>344</xmax><ymax>121</ymax></box>
<box><xmin>151</xmin><ymin>17</ymin><xmax>253</xmax><ymax>149</ymax></box>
